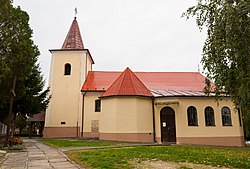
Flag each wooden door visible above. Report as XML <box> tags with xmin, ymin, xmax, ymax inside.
<box><xmin>160</xmin><ymin>107</ymin><xmax>176</xmax><ymax>142</ymax></box>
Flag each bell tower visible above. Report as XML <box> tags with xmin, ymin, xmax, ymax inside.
<box><xmin>44</xmin><ymin>17</ymin><xmax>94</xmax><ymax>138</ymax></box>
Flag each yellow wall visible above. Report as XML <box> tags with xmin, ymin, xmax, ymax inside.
<box><xmin>154</xmin><ymin>97</ymin><xmax>244</xmax><ymax>141</ymax></box>
<box><xmin>82</xmin><ymin>92</ymin><xmax>243</xmax><ymax>145</ymax></box>
<box><xmin>100</xmin><ymin>97</ymin><xmax>153</xmax><ymax>133</ymax></box>
<box><xmin>45</xmin><ymin>50</ymin><xmax>92</xmax><ymax>131</ymax></box>
<box><xmin>82</xmin><ymin>92</ymin><xmax>103</xmax><ymax>134</ymax></box>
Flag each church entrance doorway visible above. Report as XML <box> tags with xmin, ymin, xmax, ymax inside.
<box><xmin>160</xmin><ymin>107</ymin><xmax>176</xmax><ymax>143</ymax></box>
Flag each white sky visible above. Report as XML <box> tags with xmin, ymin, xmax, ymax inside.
<box><xmin>13</xmin><ymin>0</ymin><xmax>206</xmax><ymax>86</ymax></box>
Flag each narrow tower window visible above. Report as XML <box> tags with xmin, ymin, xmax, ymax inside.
<box><xmin>64</xmin><ymin>63</ymin><xmax>71</xmax><ymax>75</ymax></box>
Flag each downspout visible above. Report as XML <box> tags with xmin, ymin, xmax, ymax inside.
<box><xmin>152</xmin><ymin>97</ymin><xmax>156</xmax><ymax>142</ymax></box>
<box><xmin>81</xmin><ymin>92</ymin><xmax>86</xmax><ymax>137</ymax></box>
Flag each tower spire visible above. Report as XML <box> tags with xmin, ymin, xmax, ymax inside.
<box><xmin>61</xmin><ymin>15</ymin><xmax>84</xmax><ymax>49</ymax></box>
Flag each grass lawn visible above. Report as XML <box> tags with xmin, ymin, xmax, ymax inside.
<box><xmin>41</xmin><ymin>139</ymin><xmax>127</xmax><ymax>148</ymax></box>
<box><xmin>66</xmin><ymin>145</ymin><xmax>250</xmax><ymax>169</ymax></box>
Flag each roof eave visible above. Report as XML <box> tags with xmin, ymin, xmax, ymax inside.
<box><xmin>49</xmin><ymin>48</ymin><xmax>95</xmax><ymax>64</ymax></box>
<box><xmin>153</xmin><ymin>95</ymin><xmax>231</xmax><ymax>98</ymax></box>
<box><xmin>81</xmin><ymin>90</ymin><xmax>105</xmax><ymax>92</ymax></box>
<box><xmin>99</xmin><ymin>94</ymin><xmax>153</xmax><ymax>99</ymax></box>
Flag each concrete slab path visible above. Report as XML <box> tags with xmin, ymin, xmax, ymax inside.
<box><xmin>0</xmin><ymin>139</ymin><xmax>83</xmax><ymax>169</ymax></box>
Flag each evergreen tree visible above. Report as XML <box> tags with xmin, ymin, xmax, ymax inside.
<box><xmin>184</xmin><ymin>0</ymin><xmax>250</xmax><ymax>138</ymax></box>
<box><xmin>14</xmin><ymin>64</ymin><xmax>50</xmax><ymax>117</ymax></box>
<box><xmin>0</xmin><ymin>0</ymin><xmax>50</xmax><ymax>145</ymax></box>
<box><xmin>15</xmin><ymin>113</ymin><xmax>27</xmax><ymax>134</ymax></box>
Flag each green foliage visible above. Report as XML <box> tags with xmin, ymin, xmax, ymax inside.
<box><xmin>0</xmin><ymin>0</ymin><xmax>39</xmax><ymax>82</ymax></box>
<box><xmin>184</xmin><ymin>0</ymin><xmax>250</xmax><ymax>138</ymax></box>
<box><xmin>0</xmin><ymin>0</ymin><xmax>50</xmax><ymax>123</ymax></box>
<box><xmin>15</xmin><ymin>114</ymin><xmax>27</xmax><ymax>134</ymax></box>
<box><xmin>67</xmin><ymin>145</ymin><xmax>250</xmax><ymax>169</ymax></box>
<box><xmin>41</xmin><ymin>139</ymin><xmax>126</xmax><ymax>148</ymax></box>
<box><xmin>7</xmin><ymin>144</ymin><xmax>24</xmax><ymax>151</ymax></box>
<box><xmin>243</xmin><ymin>108</ymin><xmax>250</xmax><ymax>140</ymax></box>
<box><xmin>13</xmin><ymin>64</ymin><xmax>50</xmax><ymax>117</ymax></box>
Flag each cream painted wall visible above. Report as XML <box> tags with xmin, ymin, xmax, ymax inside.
<box><xmin>154</xmin><ymin>97</ymin><xmax>244</xmax><ymax>139</ymax></box>
<box><xmin>45</xmin><ymin>50</ymin><xmax>92</xmax><ymax>130</ymax></box>
<box><xmin>136</xmin><ymin>98</ymin><xmax>154</xmax><ymax>132</ymax></box>
<box><xmin>100</xmin><ymin>97</ymin><xmax>153</xmax><ymax>133</ymax></box>
<box><xmin>82</xmin><ymin>92</ymin><xmax>103</xmax><ymax>133</ymax></box>
<box><xmin>99</xmin><ymin>97</ymin><xmax>117</xmax><ymax>132</ymax></box>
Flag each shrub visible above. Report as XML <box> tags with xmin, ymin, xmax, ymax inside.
<box><xmin>8</xmin><ymin>137</ymin><xmax>23</xmax><ymax>147</ymax></box>
<box><xmin>8</xmin><ymin>144</ymin><xmax>24</xmax><ymax>150</ymax></box>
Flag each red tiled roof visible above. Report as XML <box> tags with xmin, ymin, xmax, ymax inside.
<box><xmin>27</xmin><ymin>111</ymin><xmax>45</xmax><ymax>122</ymax></box>
<box><xmin>101</xmin><ymin>68</ymin><xmax>153</xmax><ymax>97</ymax></box>
<box><xmin>61</xmin><ymin>17</ymin><xmax>84</xmax><ymax>49</ymax></box>
<box><xmin>81</xmin><ymin>71</ymin><xmax>209</xmax><ymax>96</ymax></box>
<box><xmin>136</xmin><ymin>72</ymin><xmax>206</xmax><ymax>91</ymax></box>
<box><xmin>81</xmin><ymin>71</ymin><xmax>121</xmax><ymax>91</ymax></box>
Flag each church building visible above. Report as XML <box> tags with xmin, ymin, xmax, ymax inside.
<box><xmin>44</xmin><ymin>17</ymin><xmax>244</xmax><ymax>147</ymax></box>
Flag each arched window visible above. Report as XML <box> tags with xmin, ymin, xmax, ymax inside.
<box><xmin>205</xmin><ymin>106</ymin><xmax>215</xmax><ymax>126</ymax></box>
<box><xmin>221</xmin><ymin>107</ymin><xmax>232</xmax><ymax>126</ymax></box>
<box><xmin>64</xmin><ymin>63</ymin><xmax>71</xmax><ymax>75</ymax></box>
<box><xmin>187</xmin><ymin>106</ymin><xmax>198</xmax><ymax>126</ymax></box>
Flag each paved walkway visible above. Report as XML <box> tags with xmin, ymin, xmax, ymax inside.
<box><xmin>0</xmin><ymin>139</ymin><xmax>83</xmax><ymax>169</ymax></box>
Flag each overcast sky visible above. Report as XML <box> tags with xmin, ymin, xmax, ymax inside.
<box><xmin>13</xmin><ymin>0</ymin><xmax>206</xmax><ymax>86</ymax></box>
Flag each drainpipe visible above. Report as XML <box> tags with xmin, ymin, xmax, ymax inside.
<box><xmin>152</xmin><ymin>98</ymin><xmax>156</xmax><ymax>142</ymax></box>
<box><xmin>81</xmin><ymin>92</ymin><xmax>86</xmax><ymax>137</ymax></box>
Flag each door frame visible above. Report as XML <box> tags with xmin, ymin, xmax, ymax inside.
<box><xmin>160</xmin><ymin>106</ymin><xmax>176</xmax><ymax>143</ymax></box>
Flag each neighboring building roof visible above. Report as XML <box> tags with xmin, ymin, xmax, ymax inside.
<box><xmin>82</xmin><ymin>70</ymin><xmax>210</xmax><ymax>97</ymax></box>
<box><xmin>101</xmin><ymin>68</ymin><xmax>153</xmax><ymax>97</ymax></box>
<box><xmin>27</xmin><ymin>111</ymin><xmax>45</xmax><ymax>122</ymax></box>
<box><xmin>61</xmin><ymin>17</ymin><xmax>84</xmax><ymax>49</ymax></box>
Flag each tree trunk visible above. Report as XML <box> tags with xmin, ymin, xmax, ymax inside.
<box><xmin>4</xmin><ymin>75</ymin><xmax>17</xmax><ymax>147</ymax></box>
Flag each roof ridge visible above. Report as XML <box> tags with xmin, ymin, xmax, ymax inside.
<box><xmin>127</xmin><ymin>68</ymin><xmax>137</xmax><ymax>94</ymax></box>
<box><xmin>117</xmin><ymin>69</ymin><xmax>127</xmax><ymax>95</ymax></box>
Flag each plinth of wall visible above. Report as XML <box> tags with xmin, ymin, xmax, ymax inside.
<box><xmin>177</xmin><ymin>136</ymin><xmax>245</xmax><ymax>147</ymax></box>
<box><xmin>43</xmin><ymin>127</ymin><xmax>79</xmax><ymax>138</ymax></box>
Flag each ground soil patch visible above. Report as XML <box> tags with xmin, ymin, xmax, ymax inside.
<box><xmin>131</xmin><ymin>159</ymin><xmax>232</xmax><ymax>169</ymax></box>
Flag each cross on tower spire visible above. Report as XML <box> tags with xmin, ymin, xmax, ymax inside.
<box><xmin>74</xmin><ymin>7</ymin><xmax>78</xmax><ymax>18</ymax></box>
